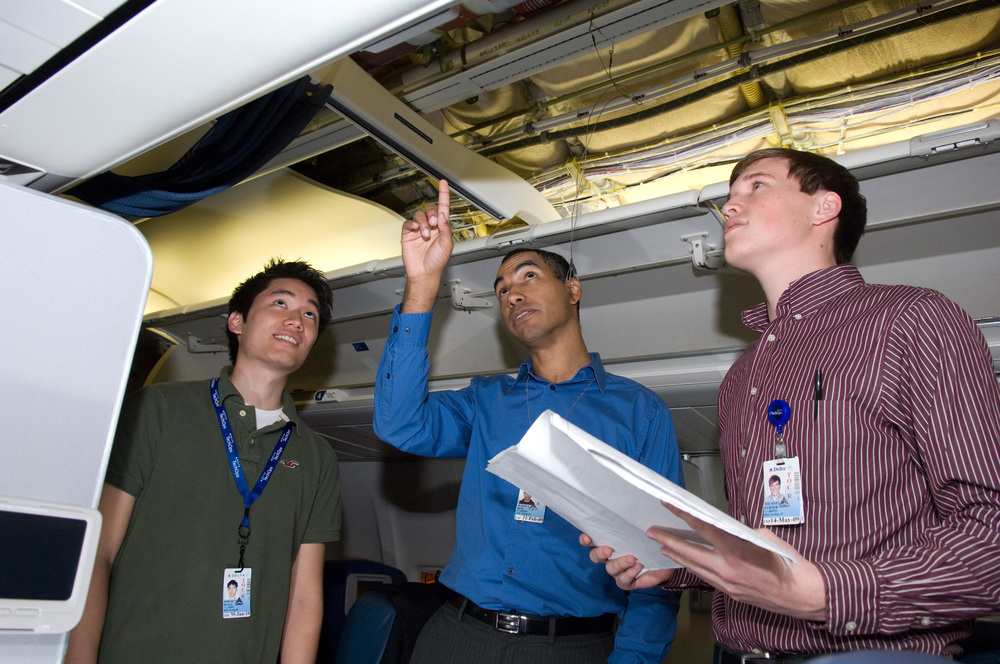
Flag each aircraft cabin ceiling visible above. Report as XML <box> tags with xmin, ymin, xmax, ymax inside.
<box><xmin>2</xmin><ymin>0</ymin><xmax>999</xmax><ymax>457</ymax></box>
<box><xmin>2</xmin><ymin>0</ymin><xmax>997</xmax><ymax>315</ymax></box>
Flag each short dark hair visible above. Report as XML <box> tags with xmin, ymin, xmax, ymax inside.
<box><xmin>769</xmin><ymin>474</ymin><xmax>781</xmax><ymax>486</ymax></box>
<box><xmin>730</xmin><ymin>148</ymin><xmax>867</xmax><ymax>264</ymax></box>
<box><xmin>499</xmin><ymin>248</ymin><xmax>580</xmax><ymax>314</ymax></box>
<box><xmin>227</xmin><ymin>580</ymin><xmax>238</xmax><ymax>588</ymax></box>
<box><xmin>226</xmin><ymin>258</ymin><xmax>333</xmax><ymax>363</ymax></box>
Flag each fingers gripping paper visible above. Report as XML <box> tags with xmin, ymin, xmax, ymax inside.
<box><xmin>486</xmin><ymin>410</ymin><xmax>796</xmax><ymax>571</ymax></box>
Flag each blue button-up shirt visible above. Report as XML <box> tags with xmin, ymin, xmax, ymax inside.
<box><xmin>374</xmin><ymin>306</ymin><xmax>682</xmax><ymax>663</ymax></box>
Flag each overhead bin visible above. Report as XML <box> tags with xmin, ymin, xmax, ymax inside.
<box><xmin>0</xmin><ymin>0</ymin><xmax>458</xmax><ymax>190</ymax></box>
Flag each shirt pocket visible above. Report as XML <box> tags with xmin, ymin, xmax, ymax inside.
<box><xmin>784</xmin><ymin>397</ymin><xmax>879</xmax><ymax>511</ymax></box>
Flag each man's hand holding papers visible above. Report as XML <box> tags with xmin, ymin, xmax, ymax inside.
<box><xmin>487</xmin><ymin>411</ymin><xmax>798</xmax><ymax>570</ymax></box>
<box><xmin>583</xmin><ymin>506</ymin><xmax>829</xmax><ymax>622</ymax></box>
<box><xmin>487</xmin><ymin>410</ymin><xmax>827</xmax><ymax>622</ymax></box>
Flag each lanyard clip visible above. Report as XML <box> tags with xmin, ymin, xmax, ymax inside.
<box><xmin>767</xmin><ymin>400</ymin><xmax>791</xmax><ymax>459</ymax></box>
<box><xmin>238</xmin><ymin>507</ymin><xmax>251</xmax><ymax>544</ymax></box>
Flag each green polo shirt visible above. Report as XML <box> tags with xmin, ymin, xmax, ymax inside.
<box><xmin>100</xmin><ymin>367</ymin><xmax>341</xmax><ymax>664</ymax></box>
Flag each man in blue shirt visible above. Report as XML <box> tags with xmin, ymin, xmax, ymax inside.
<box><xmin>373</xmin><ymin>181</ymin><xmax>683</xmax><ymax>664</ymax></box>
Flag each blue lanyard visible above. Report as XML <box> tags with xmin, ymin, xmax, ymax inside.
<box><xmin>210</xmin><ymin>377</ymin><xmax>292</xmax><ymax>568</ymax></box>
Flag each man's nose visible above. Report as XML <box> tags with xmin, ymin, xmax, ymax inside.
<box><xmin>506</xmin><ymin>287</ymin><xmax>525</xmax><ymax>305</ymax></box>
<box><xmin>721</xmin><ymin>198</ymin><xmax>738</xmax><ymax>217</ymax></box>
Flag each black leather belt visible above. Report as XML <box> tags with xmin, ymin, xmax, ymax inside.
<box><xmin>448</xmin><ymin>592</ymin><xmax>615</xmax><ymax>637</ymax></box>
<box><xmin>714</xmin><ymin>643</ymin><xmax>820</xmax><ymax>664</ymax></box>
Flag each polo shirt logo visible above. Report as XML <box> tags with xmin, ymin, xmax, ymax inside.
<box><xmin>280</xmin><ymin>460</ymin><xmax>299</xmax><ymax>469</ymax></box>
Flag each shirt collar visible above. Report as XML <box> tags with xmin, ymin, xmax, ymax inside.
<box><xmin>741</xmin><ymin>264</ymin><xmax>867</xmax><ymax>332</ymax></box>
<box><xmin>514</xmin><ymin>352</ymin><xmax>608</xmax><ymax>395</ymax></box>
<box><xmin>218</xmin><ymin>366</ymin><xmax>303</xmax><ymax>436</ymax></box>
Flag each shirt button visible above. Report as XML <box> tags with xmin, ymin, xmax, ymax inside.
<box><xmin>750</xmin><ymin>387</ymin><xmax>758</xmax><ymax>395</ymax></box>
<box><xmin>550</xmin><ymin>385</ymin><xmax>556</xmax><ymax>391</ymax></box>
<box><xmin>845</xmin><ymin>621</ymin><xmax>857</xmax><ymax>632</ymax></box>
<box><xmin>392</xmin><ymin>326</ymin><xmax>398</xmax><ymax>333</ymax></box>
<box><xmin>239</xmin><ymin>410</ymin><xmax>246</xmax><ymax>417</ymax></box>
<box><xmin>739</xmin><ymin>515</ymin><xmax>746</xmax><ymax>524</ymax></box>
<box><xmin>793</xmin><ymin>314</ymin><xmax>802</xmax><ymax>320</ymax></box>
<box><xmin>507</xmin><ymin>568</ymin><xmax>514</xmax><ymax>575</ymax></box>
<box><xmin>741</xmin><ymin>448</ymin><xmax>746</xmax><ymax>458</ymax></box>
<box><xmin>404</xmin><ymin>327</ymin><xmax>410</xmax><ymax>334</ymax></box>
<box><xmin>767</xmin><ymin>334</ymin><xmax>776</xmax><ymax>342</ymax></box>
<box><xmin>921</xmin><ymin>617</ymin><xmax>931</xmax><ymax>626</ymax></box>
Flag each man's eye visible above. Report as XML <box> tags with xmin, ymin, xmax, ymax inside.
<box><xmin>525</xmin><ymin>271</ymin><xmax>536</xmax><ymax>280</ymax></box>
<box><xmin>275</xmin><ymin>299</ymin><xmax>286</xmax><ymax>307</ymax></box>
<box><xmin>305</xmin><ymin>311</ymin><xmax>317</xmax><ymax>319</ymax></box>
<box><xmin>497</xmin><ymin>288</ymin><xmax>508</xmax><ymax>298</ymax></box>
<box><xmin>753</xmin><ymin>182</ymin><xmax>763</xmax><ymax>189</ymax></box>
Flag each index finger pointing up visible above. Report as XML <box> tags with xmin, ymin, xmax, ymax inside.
<box><xmin>437</xmin><ymin>179</ymin><xmax>450</xmax><ymax>223</ymax></box>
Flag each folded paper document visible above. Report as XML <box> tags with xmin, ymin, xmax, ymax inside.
<box><xmin>486</xmin><ymin>410</ymin><xmax>796</xmax><ymax>571</ymax></box>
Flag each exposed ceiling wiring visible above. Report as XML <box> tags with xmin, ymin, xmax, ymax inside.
<box><xmin>292</xmin><ymin>0</ymin><xmax>1000</xmax><ymax>236</ymax></box>
<box><xmin>474</xmin><ymin>0</ymin><xmax>999</xmax><ymax>157</ymax></box>
<box><xmin>525</xmin><ymin>52</ymin><xmax>1000</xmax><ymax>207</ymax></box>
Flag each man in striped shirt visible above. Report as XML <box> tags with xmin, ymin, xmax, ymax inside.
<box><xmin>588</xmin><ymin>148</ymin><xmax>1000</xmax><ymax>660</ymax></box>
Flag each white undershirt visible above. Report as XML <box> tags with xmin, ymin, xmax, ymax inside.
<box><xmin>255</xmin><ymin>407</ymin><xmax>287</xmax><ymax>430</ymax></box>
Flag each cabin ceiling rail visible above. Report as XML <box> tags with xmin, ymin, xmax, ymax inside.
<box><xmin>397</xmin><ymin>0</ymin><xmax>731</xmax><ymax>111</ymax></box>
<box><xmin>142</xmin><ymin>128</ymin><xmax>1000</xmax><ymax>332</ymax></box>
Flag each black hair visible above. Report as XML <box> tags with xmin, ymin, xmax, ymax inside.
<box><xmin>499</xmin><ymin>248</ymin><xmax>580</xmax><ymax>314</ymax></box>
<box><xmin>226</xmin><ymin>258</ymin><xmax>333</xmax><ymax>364</ymax></box>
<box><xmin>227</xmin><ymin>580</ymin><xmax>238</xmax><ymax>588</ymax></box>
<box><xmin>769</xmin><ymin>474</ymin><xmax>781</xmax><ymax>485</ymax></box>
<box><xmin>730</xmin><ymin>148</ymin><xmax>868</xmax><ymax>264</ymax></box>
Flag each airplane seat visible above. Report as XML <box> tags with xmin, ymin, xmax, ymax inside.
<box><xmin>317</xmin><ymin>559</ymin><xmax>407</xmax><ymax>664</ymax></box>
<box><xmin>332</xmin><ymin>581</ymin><xmax>450</xmax><ymax>664</ymax></box>
<box><xmin>809</xmin><ymin>651</ymin><xmax>952</xmax><ymax>664</ymax></box>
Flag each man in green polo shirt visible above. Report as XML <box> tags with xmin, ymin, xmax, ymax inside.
<box><xmin>66</xmin><ymin>259</ymin><xmax>342</xmax><ymax>664</ymax></box>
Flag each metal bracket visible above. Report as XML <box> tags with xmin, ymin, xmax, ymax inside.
<box><xmin>186</xmin><ymin>333</ymin><xmax>227</xmax><ymax>354</ymax></box>
<box><xmin>682</xmin><ymin>232</ymin><xmax>725</xmax><ymax>270</ymax></box>
<box><xmin>449</xmin><ymin>279</ymin><xmax>493</xmax><ymax>311</ymax></box>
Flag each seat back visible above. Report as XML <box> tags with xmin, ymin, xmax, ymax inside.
<box><xmin>317</xmin><ymin>560</ymin><xmax>407</xmax><ymax>664</ymax></box>
<box><xmin>333</xmin><ymin>582</ymin><xmax>450</xmax><ymax>664</ymax></box>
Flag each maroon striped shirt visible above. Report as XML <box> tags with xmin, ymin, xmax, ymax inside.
<box><xmin>689</xmin><ymin>265</ymin><xmax>1000</xmax><ymax>655</ymax></box>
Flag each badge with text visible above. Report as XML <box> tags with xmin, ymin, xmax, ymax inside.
<box><xmin>514</xmin><ymin>489</ymin><xmax>545</xmax><ymax>523</ymax></box>
<box><xmin>223</xmin><ymin>567</ymin><xmax>251</xmax><ymax>619</ymax></box>
<box><xmin>761</xmin><ymin>457</ymin><xmax>804</xmax><ymax>526</ymax></box>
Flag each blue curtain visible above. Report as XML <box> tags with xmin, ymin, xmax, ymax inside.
<box><xmin>69</xmin><ymin>75</ymin><xmax>331</xmax><ymax>217</ymax></box>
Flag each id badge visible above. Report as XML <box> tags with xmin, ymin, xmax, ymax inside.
<box><xmin>761</xmin><ymin>457</ymin><xmax>804</xmax><ymax>526</ymax></box>
<box><xmin>514</xmin><ymin>489</ymin><xmax>544</xmax><ymax>523</ymax></box>
<box><xmin>223</xmin><ymin>568</ymin><xmax>251</xmax><ymax>619</ymax></box>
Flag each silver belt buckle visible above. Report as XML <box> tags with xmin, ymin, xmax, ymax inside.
<box><xmin>494</xmin><ymin>612</ymin><xmax>523</xmax><ymax>634</ymax></box>
<box><xmin>740</xmin><ymin>653</ymin><xmax>774</xmax><ymax>663</ymax></box>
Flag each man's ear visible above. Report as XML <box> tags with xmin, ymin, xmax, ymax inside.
<box><xmin>227</xmin><ymin>311</ymin><xmax>243</xmax><ymax>336</ymax></box>
<box><xmin>567</xmin><ymin>277</ymin><xmax>582</xmax><ymax>305</ymax></box>
<box><xmin>813</xmin><ymin>191</ymin><xmax>842</xmax><ymax>227</ymax></box>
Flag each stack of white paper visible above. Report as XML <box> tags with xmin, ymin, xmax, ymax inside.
<box><xmin>486</xmin><ymin>410</ymin><xmax>796</xmax><ymax>571</ymax></box>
